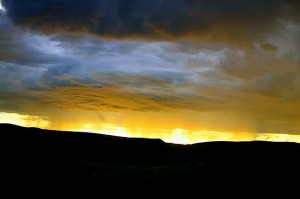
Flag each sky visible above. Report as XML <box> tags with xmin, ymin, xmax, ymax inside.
<box><xmin>0</xmin><ymin>0</ymin><xmax>300</xmax><ymax>144</ymax></box>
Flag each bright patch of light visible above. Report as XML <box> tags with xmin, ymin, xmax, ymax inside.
<box><xmin>169</xmin><ymin>128</ymin><xmax>190</xmax><ymax>145</ymax></box>
<box><xmin>0</xmin><ymin>1</ymin><xmax>6</xmax><ymax>12</ymax></box>
<box><xmin>72</xmin><ymin>123</ymin><xmax>131</xmax><ymax>138</ymax></box>
<box><xmin>256</xmin><ymin>133</ymin><xmax>300</xmax><ymax>143</ymax></box>
<box><xmin>23</xmin><ymin>34</ymin><xmax>64</xmax><ymax>55</ymax></box>
<box><xmin>0</xmin><ymin>112</ymin><xmax>49</xmax><ymax>128</ymax></box>
<box><xmin>1</xmin><ymin>112</ymin><xmax>300</xmax><ymax>145</ymax></box>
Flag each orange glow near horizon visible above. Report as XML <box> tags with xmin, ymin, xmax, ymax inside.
<box><xmin>1</xmin><ymin>112</ymin><xmax>300</xmax><ymax>145</ymax></box>
<box><xmin>0</xmin><ymin>112</ymin><xmax>50</xmax><ymax>129</ymax></box>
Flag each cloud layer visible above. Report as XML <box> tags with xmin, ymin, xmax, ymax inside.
<box><xmin>3</xmin><ymin>0</ymin><xmax>300</xmax><ymax>46</ymax></box>
<box><xmin>0</xmin><ymin>0</ymin><xmax>300</xmax><ymax>134</ymax></box>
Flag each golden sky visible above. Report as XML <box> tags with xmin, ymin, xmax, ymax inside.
<box><xmin>2</xmin><ymin>111</ymin><xmax>300</xmax><ymax>145</ymax></box>
<box><xmin>0</xmin><ymin>0</ymin><xmax>300</xmax><ymax>144</ymax></box>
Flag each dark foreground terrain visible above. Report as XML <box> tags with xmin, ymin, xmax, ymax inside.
<box><xmin>2</xmin><ymin>124</ymin><xmax>300</xmax><ymax>187</ymax></box>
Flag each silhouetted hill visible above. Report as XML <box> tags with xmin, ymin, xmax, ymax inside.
<box><xmin>2</xmin><ymin>123</ymin><xmax>300</xmax><ymax>187</ymax></box>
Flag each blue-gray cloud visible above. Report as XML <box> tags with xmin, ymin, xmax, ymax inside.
<box><xmin>0</xmin><ymin>18</ymin><xmax>65</xmax><ymax>65</ymax></box>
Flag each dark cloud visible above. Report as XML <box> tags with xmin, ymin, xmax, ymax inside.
<box><xmin>2</xmin><ymin>0</ymin><xmax>300</xmax><ymax>46</ymax></box>
<box><xmin>260</xmin><ymin>43</ymin><xmax>278</xmax><ymax>52</ymax></box>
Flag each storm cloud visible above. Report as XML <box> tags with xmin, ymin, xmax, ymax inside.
<box><xmin>2</xmin><ymin>0</ymin><xmax>300</xmax><ymax>46</ymax></box>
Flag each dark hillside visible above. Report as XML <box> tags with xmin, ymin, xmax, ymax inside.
<box><xmin>2</xmin><ymin>124</ymin><xmax>300</xmax><ymax>187</ymax></box>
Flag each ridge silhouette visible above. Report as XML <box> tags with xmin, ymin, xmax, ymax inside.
<box><xmin>2</xmin><ymin>123</ymin><xmax>300</xmax><ymax>186</ymax></box>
